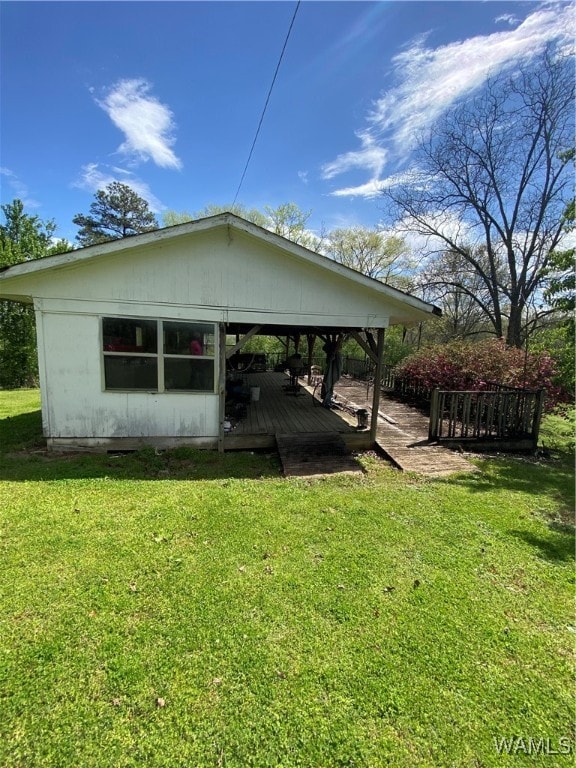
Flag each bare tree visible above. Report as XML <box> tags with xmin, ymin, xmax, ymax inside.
<box><xmin>419</xmin><ymin>248</ymin><xmax>497</xmax><ymax>340</ymax></box>
<box><xmin>382</xmin><ymin>50</ymin><xmax>574</xmax><ymax>347</ymax></box>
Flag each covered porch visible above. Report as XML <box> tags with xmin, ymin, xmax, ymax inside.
<box><xmin>223</xmin><ymin>370</ymin><xmax>369</xmax><ymax>450</ymax></box>
<box><xmin>217</xmin><ymin>317</ymin><xmax>395</xmax><ymax>453</ymax></box>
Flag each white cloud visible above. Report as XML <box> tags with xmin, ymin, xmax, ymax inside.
<box><xmin>495</xmin><ymin>14</ymin><xmax>519</xmax><ymax>26</ymax></box>
<box><xmin>324</xmin><ymin>3</ymin><xmax>574</xmax><ymax>198</ymax></box>
<box><xmin>298</xmin><ymin>170</ymin><xmax>309</xmax><ymax>185</ymax></box>
<box><xmin>96</xmin><ymin>79</ymin><xmax>182</xmax><ymax>170</ymax></box>
<box><xmin>0</xmin><ymin>168</ymin><xmax>41</xmax><ymax>208</ymax></box>
<box><xmin>330</xmin><ymin>178</ymin><xmax>390</xmax><ymax>199</ymax></box>
<box><xmin>329</xmin><ymin>168</ymin><xmax>426</xmax><ymax>199</ymax></box>
<box><xmin>322</xmin><ymin>131</ymin><xmax>388</xmax><ymax>180</ymax></box>
<box><xmin>73</xmin><ymin>163</ymin><xmax>165</xmax><ymax>213</ymax></box>
<box><xmin>73</xmin><ymin>163</ymin><xmax>116</xmax><ymax>191</ymax></box>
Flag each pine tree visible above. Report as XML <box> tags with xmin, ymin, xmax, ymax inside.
<box><xmin>73</xmin><ymin>182</ymin><xmax>158</xmax><ymax>246</ymax></box>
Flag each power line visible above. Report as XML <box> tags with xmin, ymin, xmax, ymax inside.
<box><xmin>232</xmin><ymin>1</ymin><xmax>301</xmax><ymax>206</ymax></box>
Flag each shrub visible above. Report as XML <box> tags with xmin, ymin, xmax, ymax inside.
<box><xmin>394</xmin><ymin>338</ymin><xmax>563</xmax><ymax>407</ymax></box>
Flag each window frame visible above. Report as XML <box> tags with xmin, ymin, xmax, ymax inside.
<box><xmin>101</xmin><ymin>316</ymin><xmax>217</xmax><ymax>394</ymax></box>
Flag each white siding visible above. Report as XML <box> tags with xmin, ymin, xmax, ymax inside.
<box><xmin>7</xmin><ymin>229</ymin><xmax>396</xmax><ymax>327</ymax></box>
<box><xmin>40</xmin><ymin>312</ymin><xmax>219</xmax><ymax>439</ymax></box>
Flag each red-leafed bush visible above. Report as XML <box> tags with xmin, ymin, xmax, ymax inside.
<box><xmin>394</xmin><ymin>339</ymin><xmax>563</xmax><ymax>407</ymax></box>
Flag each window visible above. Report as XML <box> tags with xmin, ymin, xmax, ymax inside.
<box><xmin>163</xmin><ymin>321</ymin><xmax>215</xmax><ymax>392</ymax></box>
<box><xmin>102</xmin><ymin>317</ymin><xmax>216</xmax><ymax>393</ymax></box>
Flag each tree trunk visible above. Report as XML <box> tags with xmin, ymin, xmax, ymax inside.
<box><xmin>506</xmin><ymin>305</ymin><xmax>524</xmax><ymax>348</ymax></box>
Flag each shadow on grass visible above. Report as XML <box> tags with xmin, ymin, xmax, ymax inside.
<box><xmin>0</xmin><ymin>410</ymin><xmax>282</xmax><ymax>482</ymax></box>
<box><xmin>1</xmin><ymin>408</ymin><xmax>44</xmax><ymax>451</ymax></box>
<box><xmin>439</xmin><ymin>454</ymin><xmax>575</xmax><ymax>507</ymax></box>
<box><xmin>0</xmin><ymin>445</ymin><xmax>283</xmax><ymax>482</ymax></box>
<box><xmin>439</xmin><ymin>454</ymin><xmax>575</xmax><ymax>565</ymax></box>
<box><xmin>509</xmin><ymin>527</ymin><xmax>575</xmax><ymax>563</ymax></box>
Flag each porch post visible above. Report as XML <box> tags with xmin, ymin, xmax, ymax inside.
<box><xmin>218</xmin><ymin>322</ymin><xmax>227</xmax><ymax>453</ymax></box>
<box><xmin>369</xmin><ymin>328</ymin><xmax>385</xmax><ymax>445</ymax></box>
<box><xmin>306</xmin><ymin>333</ymin><xmax>316</xmax><ymax>385</ymax></box>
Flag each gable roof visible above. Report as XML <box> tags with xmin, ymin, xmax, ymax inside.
<box><xmin>0</xmin><ymin>212</ymin><xmax>440</xmax><ymax>322</ymax></box>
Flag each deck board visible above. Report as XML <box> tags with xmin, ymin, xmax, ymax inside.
<box><xmin>227</xmin><ymin>372</ymin><xmax>354</xmax><ymax>438</ymax></box>
<box><xmin>329</xmin><ymin>379</ymin><xmax>477</xmax><ymax>477</ymax></box>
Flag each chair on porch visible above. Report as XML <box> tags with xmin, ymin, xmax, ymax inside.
<box><xmin>310</xmin><ymin>364</ymin><xmax>323</xmax><ymax>386</ymax></box>
<box><xmin>283</xmin><ymin>353</ymin><xmax>304</xmax><ymax>395</ymax></box>
<box><xmin>287</xmin><ymin>353</ymin><xmax>304</xmax><ymax>386</ymax></box>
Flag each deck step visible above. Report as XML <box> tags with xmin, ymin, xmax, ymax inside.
<box><xmin>276</xmin><ymin>432</ymin><xmax>363</xmax><ymax>478</ymax></box>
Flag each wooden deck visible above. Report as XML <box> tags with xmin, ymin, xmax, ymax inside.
<box><xmin>330</xmin><ymin>378</ymin><xmax>477</xmax><ymax>477</ymax></box>
<box><xmin>224</xmin><ymin>371</ymin><xmax>476</xmax><ymax>477</ymax></box>
<box><xmin>223</xmin><ymin>372</ymin><xmax>368</xmax><ymax>451</ymax></box>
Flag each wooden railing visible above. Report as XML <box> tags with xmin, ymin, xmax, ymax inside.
<box><xmin>393</xmin><ymin>374</ymin><xmax>431</xmax><ymax>402</ymax></box>
<box><xmin>342</xmin><ymin>356</ymin><xmax>372</xmax><ymax>379</ymax></box>
<box><xmin>428</xmin><ymin>387</ymin><xmax>546</xmax><ymax>450</ymax></box>
<box><xmin>380</xmin><ymin>364</ymin><xmax>396</xmax><ymax>390</ymax></box>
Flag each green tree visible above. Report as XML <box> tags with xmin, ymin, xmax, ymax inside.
<box><xmin>1</xmin><ymin>199</ymin><xmax>56</xmax><ymax>262</ymax></box>
<box><xmin>545</xmin><ymin>199</ymin><xmax>575</xmax><ymax>321</ymax></box>
<box><xmin>324</xmin><ymin>227</ymin><xmax>414</xmax><ymax>289</ymax></box>
<box><xmin>0</xmin><ymin>200</ymin><xmax>71</xmax><ymax>388</ymax></box>
<box><xmin>531</xmin><ymin>323</ymin><xmax>574</xmax><ymax>400</ymax></box>
<box><xmin>163</xmin><ymin>203</ymin><xmax>268</xmax><ymax>229</ymax></box>
<box><xmin>264</xmin><ymin>203</ymin><xmax>320</xmax><ymax>249</ymax></box>
<box><xmin>535</xmin><ymin>199</ymin><xmax>576</xmax><ymax>398</ymax></box>
<box><xmin>73</xmin><ymin>182</ymin><xmax>158</xmax><ymax>246</ymax></box>
<box><xmin>163</xmin><ymin>202</ymin><xmax>321</xmax><ymax>248</ymax></box>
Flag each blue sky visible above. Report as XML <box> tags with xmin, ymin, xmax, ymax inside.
<box><xmin>1</xmin><ymin>1</ymin><xmax>573</xmax><ymax>242</ymax></box>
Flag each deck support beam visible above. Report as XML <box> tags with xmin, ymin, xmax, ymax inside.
<box><xmin>226</xmin><ymin>325</ymin><xmax>262</xmax><ymax>358</ymax></box>
<box><xmin>306</xmin><ymin>333</ymin><xmax>316</xmax><ymax>384</ymax></box>
<box><xmin>350</xmin><ymin>331</ymin><xmax>378</xmax><ymax>365</ymax></box>
<box><xmin>370</xmin><ymin>328</ymin><xmax>385</xmax><ymax>445</ymax></box>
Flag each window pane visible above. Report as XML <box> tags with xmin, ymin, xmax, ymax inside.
<box><xmin>163</xmin><ymin>321</ymin><xmax>215</xmax><ymax>356</ymax></box>
<box><xmin>103</xmin><ymin>318</ymin><xmax>157</xmax><ymax>353</ymax></box>
<box><xmin>104</xmin><ymin>356</ymin><xmax>158</xmax><ymax>390</ymax></box>
<box><xmin>165</xmin><ymin>358</ymin><xmax>215</xmax><ymax>391</ymax></box>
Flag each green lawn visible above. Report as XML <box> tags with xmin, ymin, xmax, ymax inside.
<box><xmin>1</xmin><ymin>390</ymin><xmax>574</xmax><ymax>767</ymax></box>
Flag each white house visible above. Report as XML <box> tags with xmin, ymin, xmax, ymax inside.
<box><xmin>0</xmin><ymin>213</ymin><xmax>439</xmax><ymax>451</ymax></box>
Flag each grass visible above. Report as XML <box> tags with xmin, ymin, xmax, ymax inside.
<box><xmin>1</xmin><ymin>390</ymin><xmax>574</xmax><ymax>767</ymax></box>
<box><xmin>540</xmin><ymin>406</ymin><xmax>576</xmax><ymax>455</ymax></box>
